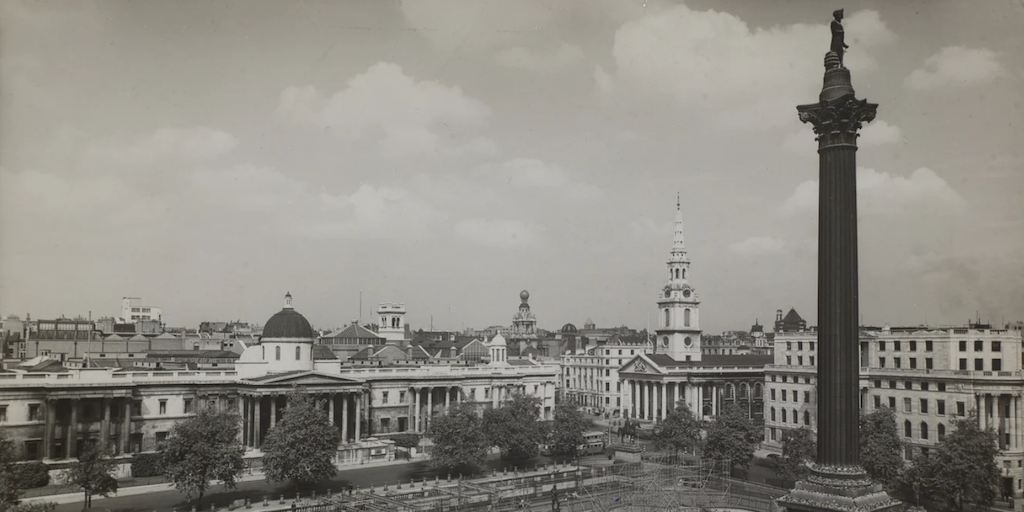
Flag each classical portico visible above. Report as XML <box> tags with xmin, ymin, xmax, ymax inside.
<box><xmin>406</xmin><ymin>380</ymin><xmax>530</xmax><ymax>432</ymax></box>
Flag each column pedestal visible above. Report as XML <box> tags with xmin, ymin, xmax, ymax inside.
<box><xmin>777</xmin><ymin>464</ymin><xmax>901</xmax><ymax>512</ymax></box>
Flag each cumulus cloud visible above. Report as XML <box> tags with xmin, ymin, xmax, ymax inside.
<box><xmin>859</xmin><ymin>120</ymin><xmax>903</xmax><ymax>147</ymax></box>
<box><xmin>905</xmin><ymin>47</ymin><xmax>1004</xmax><ymax>91</ymax></box>
<box><xmin>475</xmin><ymin>158</ymin><xmax>605</xmax><ymax>202</ymax></box>
<box><xmin>85</xmin><ymin>127</ymin><xmax>238</xmax><ymax>166</ymax></box>
<box><xmin>604</xmin><ymin>7</ymin><xmax>895</xmax><ymax>130</ymax></box>
<box><xmin>277</xmin><ymin>62</ymin><xmax>495</xmax><ymax>160</ymax></box>
<box><xmin>497</xmin><ymin>43</ymin><xmax>585</xmax><ymax>73</ymax></box>
<box><xmin>454</xmin><ymin>218</ymin><xmax>542</xmax><ymax>248</ymax></box>
<box><xmin>730</xmin><ymin>237</ymin><xmax>786</xmax><ymax>256</ymax></box>
<box><xmin>778</xmin><ymin>167</ymin><xmax>968</xmax><ymax>217</ymax></box>
<box><xmin>903</xmin><ymin>252</ymin><xmax>1024</xmax><ymax>322</ymax></box>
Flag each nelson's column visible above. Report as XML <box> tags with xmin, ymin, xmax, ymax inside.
<box><xmin>776</xmin><ymin>10</ymin><xmax>900</xmax><ymax>512</ymax></box>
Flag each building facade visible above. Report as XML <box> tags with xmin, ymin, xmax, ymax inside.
<box><xmin>762</xmin><ymin>324</ymin><xmax>1024</xmax><ymax>497</ymax></box>
<box><xmin>561</xmin><ymin>334</ymin><xmax>653</xmax><ymax>417</ymax></box>
<box><xmin>617</xmin><ymin>198</ymin><xmax>768</xmax><ymax>424</ymax></box>
<box><xmin>121</xmin><ymin>297</ymin><xmax>162</xmax><ymax>323</ymax></box>
<box><xmin>0</xmin><ymin>293</ymin><xmax>558</xmax><ymax>474</ymax></box>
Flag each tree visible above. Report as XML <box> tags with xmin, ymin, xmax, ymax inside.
<box><xmin>702</xmin><ymin>402</ymin><xmax>761</xmax><ymax>469</ymax></box>
<box><xmin>548</xmin><ymin>404</ymin><xmax>588</xmax><ymax>459</ymax></box>
<box><xmin>0</xmin><ymin>430</ymin><xmax>57</xmax><ymax>512</ymax></box>
<box><xmin>482</xmin><ymin>393</ymin><xmax>545</xmax><ymax>460</ymax></box>
<box><xmin>162</xmin><ymin>407</ymin><xmax>246</xmax><ymax>508</ymax></box>
<box><xmin>262</xmin><ymin>391</ymin><xmax>340</xmax><ymax>489</ymax></box>
<box><xmin>428</xmin><ymin>402</ymin><xmax>490</xmax><ymax>471</ymax></box>
<box><xmin>859</xmin><ymin>407</ymin><xmax>905</xmax><ymax>485</ymax></box>
<box><xmin>903</xmin><ymin>416</ymin><xmax>1001</xmax><ymax>512</ymax></box>
<box><xmin>62</xmin><ymin>444</ymin><xmax>118</xmax><ymax>509</ymax></box>
<box><xmin>653</xmin><ymin>401</ymin><xmax>704</xmax><ymax>458</ymax></box>
<box><xmin>774</xmin><ymin>428</ymin><xmax>816</xmax><ymax>487</ymax></box>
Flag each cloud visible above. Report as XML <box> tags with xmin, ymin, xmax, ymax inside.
<box><xmin>454</xmin><ymin>218</ymin><xmax>542</xmax><ymax>248</ymax></box>
<box><xmin>604</xmin><ymin>7</ymin><xmax>895</xmax><ymax>130</ymax></box>
<box><xmin>903</xmin><ymin>252</ymin><xmax>1024</xmax><ymax>322</ymax></box>
<box><xmin>277</xmin><ymin>62</ymin><xmax>494</xmax><ymax>160</ymax></box>
<box><xmin>779</xmin><ymin>167</ymin><xmax>968</xmax><ymax>217</ymax></box>
<box><xmin>730</xmin><ymin>237</ymin><xmax>786</xmax><ymax>256</ymax></box>
<box><xmin>782</xmin><ymin>127</ymin><xmax>816</xmax><ymax>154</ymax></box>
<box><xmin>475</xmin><ymin>158</ymin><xmax>605</xmax><ymax>202</ymax></box>
<box><xmin>85</xmin><ymin>127</ymin><xmax>238</xmax><ymax>166</ymax></box>
<box><xmin>497</xmin><ymin>43</ymin><xmax>585</xmax><ymax>73</ymax></box>
<box><xmin>859</xmin><ymin>120</ymin><xmax>903</xmax><ymax>147</ymax></box>
<box><xmin>904</xmin><ymin>47</ymin><xmax>1004</xmax><ymax>91</ymax></box>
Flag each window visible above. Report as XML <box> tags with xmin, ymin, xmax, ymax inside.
<box><xmin>904</xmin><ymin>397</ymin><xmax>912</xmax><ymax>413</ymax></box>
<box><xmin>382</xmin><ymin>391</ymin><xmax>389</xmax><ymax>404</ymax></box>
<box><xmin>959</xmin><ymin>340</ymin><xmax>967</xmax><ymax>351</ymax></box>
<box><xmin>925</xmin><ymin>340</ymin><xmax>933</xmax><ymax>351</ymax></box>
<box><xmin>909</xmin><ymin>358</ymin><xmax>917</xmax><ymax>369</ymax></box>
<box><xmin>909</xmin><ymin>340</ymin><xmax>917</xmax><ymax>351</ymax></box>
<box><xmin>874</xmin><ymin>380</ymin><xmax>881</xmax><ymax>388</ymax></box>
<box><xmin>873</xmin><ymin>395</ymin><xmax>881</xmax><ymax>409</ymax></box>
<box><xmin>156</xmin><ymin>432</ymin><xmax>168</xmax><ymax>449</ymax></box>
<box><xmin>894</xmin><ymin>357</ymin><xmax>901</xmax><ymax>368</ymax></box>
<box><xmin>993</xmin><ymin>341</ymin><xmax>1002</xmax><ymax>352</ymax></box>
<box><xmin>904</xmin><ymin>420</ymin><xmax>912</xmax><ymax>438</ymax></box>
<box><xmin>938</xmin><ymin>382</ymin><xmax>946</xmax><ymax>391</ymax></box>
<box><xmin>28</xmin><ymin>404</ymin><xmax>41</xmax><ymax>421</ymax></box>
<box><xmin>925</xmin><ymin>358</ymin><xmax>934</xmax><ymax>370</ymax></box>
<box><xmin>920</xmin><ymin>399</ymin><xmax>928</xmax><ymax>414</ymax></box>
<box><xmin>782</xmin><ymin>409</ymin><xmax>788</xmax><ymax>423</ymax></box>
<box><xmin>938</xmin><ymin>423</ymin><xmax>946</xmax><ymax>440</ymax></box>
<box><xmin>132</xmin><ymin>400</ymin><xmax>142</xmax><ymax>416</ymax></box>
<box><xmin>664</xmin><ymin>309</ymin><xmax>670</xmax><ymax>327</ymax></box>
<box><xmin>771</xmin><ymin>389</ymin><xmax>776</xmax><ymax>401</ymax></box>
<box><xmin>993</xmin><ymin>359</ymin><xmax>1003</xmax><ymax>371</ymax></box>
<box><xmin>798</xmin><ymin>342</ymin><xmax>804</xmax><ymax>351</ymax></box>
<box><xmin>920</xmin><ymin>422</ymin><xmax>929</xmax><ymax>440</ymax></box>
<box><xmin>974</xmin><ymin>359</ymin><xmax>984</xmax><ymax>371</ymax></box>
<box><xmin>782</xmin><ymin>390</ymin><xmax>788</xmax><ymax>402</ymax></box>
<box><xmin>894</xmin><ymin>340</ymin><xmax>901</xmax><ymax>351</ymax></box>
<box><xmin>879</xmin><ymin>357</ymin><xmax>886</xmax><ymax>368</ymax></box>
<box><xmin>770</xmin><ymin>407</ymin><xmax>776</xmax><ymax>421</ymax></box>
<box><xmin>684</xmin><ymin>309</ymin><xmax>691</xmax><ymax>327</ymax></box>
<box><xmin>937</xmin><ymin>400</ymin><xmax>945</xmax><ymax>415</ymax></box>
<box><xmin>770</xmin><ymin>428</ymin><xmax>777</xmax><ymax>441</ymax></box>
<box><xmin>810</xmin><ymin>356</ymin><xmax>815</xmax><ymax>366</ymax></box>
<box><xmin>879</xmin><ymin>341</ymin><xmax>886</xmax><ymax>351</ymax></box>
<box><xmin>921</xmin><ymin>382</ymin><xmax>929</xmax><ymax>391</ymax></box>
<box><xmin>974</xmin><ymin>340</ymin><xmax>983</xmax><ymax>351</ymax></box>
<box><xmin>904</xmin><ymin>381</ymin><xmax>912</xmax><ymax>390</ymax></box>
<box><xmin>889</xmin><ymin>396</ymin><xmax>896</xmax><ymax>408</ymax></box>
<box><xmin>787</xmin><ymin>342</ymin><xmax>792</xmax><ymax>351</ymax></box>
<box><xmin>959</xmin><ymin>358</ymin><xmax>967</xmax><ymax>370</ymax></box>
<box><xmin>798</xmin><ymin>356</ymin><xmax>803</xmax><ymax>365</ymax></box>
<box><xmin>804</xmin><ymin>391</ymin><xmax>810</xmax><ymax>403</ymax></box>
<box><xmin>605</xmin><ymin>383</ymin><xmax>610</xmax><ymax>392</ymax></box>
<box><xmin>295</xmin><ymin>346</ymin><xmax>301</xmax><ymax>360</ymax></box>
<box><xmin>275</xmin><ymin>346</ymin><xmax>281</xmax><ymax>360</ymax></box>
<box><xmin>0</xmin><ymin>406</ymin><xmax>6</xmax><ymax>423</ymax></box>
<box><xmin>956</xmin><ymin>402</ymin><xmax>966</xmax><ymax>416</ymax></box>
<box><xmin>786</xmin><ymin>356</ymin><xmax>792</xmax><ymax>365</ymax></box>
<box><xmin>804</xmin><ymin>411</ymin><xmax>810</xmax><ymax>426</ymax></box>
<box><xmin>889</xmin><ymin>380</ymin><xmax>896</xmax><ymax>389</ymax></box>
<box><xmin>184</xmin><ymin>399</ymin><xmax>193</xmax><ymax>414</ymax></box>
<box><xmin>159</xmin><ymin>400</ymin><xmax>167</xmax><ymax>415</ymax></box>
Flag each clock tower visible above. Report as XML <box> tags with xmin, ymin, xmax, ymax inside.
<box><xmin>655</xmin><ymin>194</ymin><xmax>702</xmax><ymax>362</ymax></box>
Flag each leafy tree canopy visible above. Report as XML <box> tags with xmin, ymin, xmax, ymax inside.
<box><xmin>483</xmin><ymin>393</ymin><xmax>545</xmax><ymax>460</ymax></box>
<box><xmin>0</xmin><ymin>431</ymin><xmax>57</xmax><ymax>512</ymax></box>
<box><xmin>62</xmin><ymin>444</ymin><xmax>118</xmax><ymax>509</ymax></box>
<box><xmin>653</xmin><ymin>401</ymin><xmax>704</xmax><ymax>457</ymax></box>
<box><xmin>162</xmin><ymin>407</ymin><xmax>246</xmax><ymax>507</ymax></box>
<box><xmin>261</xmin><ymin>391</ymin><xmax>340</xmax><ymax>488</ymax></box>
<box><xmin>428</xmin><ymin>402</ymin><xmax>490</xmax><ymax>471</ymax></box>
<box><xmin>548</xmin><ymin>404</ymin><xmax>588</xmax><ymax>458</ymax></box>
<box><xmin>775</xmin><ymin>427</ymin><xmax>816</xmax><ymax>486</ymax></box>
<box><xmin>859</xmin><ymin>407</ymin><xmax>905</xmax><ymax>485</ymax></box>
<box><xmin>902</xmin><ymin>416</ymin><xmax>1001</xmax><ymax>512</ymax></box>
<box><xmin>701</xmin><ymin>402</ymin><xmax>761</xmax><ymax>469</ymax></box>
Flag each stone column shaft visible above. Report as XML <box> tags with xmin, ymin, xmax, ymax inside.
<box><xmin>44</xmin><ymin>400</ymin><xmax>56</xmax><ymax>460</ymax></box>
<box><xmin>342</xmin><ymin>393</ymin><xmax>349</xmax><ymax>442</ymax></box>
<box><xmin>67</xmin><ymin>399</ymin><xmax>79</xmax><ymax>459</ymax></box>
<box><xmin>253</xmin><ymin>397</ymin><xmax>261</xmax><ymax>447</ymax></box>
<box><xmin>101</xmin><ymin>398</ymin><xmax>111</xmax><ymax>454</ymax></box>
<box><xmin>354</xmin><ymin>392</ymin><xmax>362</xmax><ymax>442</ymax></box>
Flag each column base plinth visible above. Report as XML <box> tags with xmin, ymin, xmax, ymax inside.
<box><xmin>776</xmin><ymin>464</ymin><xmax>902</xmax><ymax>512</ymax></box>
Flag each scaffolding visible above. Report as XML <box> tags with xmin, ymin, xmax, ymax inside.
<box><xmin>564</xmin><ymin>456</ymin><xmax>731</xmax><ymax>512</ymax></box>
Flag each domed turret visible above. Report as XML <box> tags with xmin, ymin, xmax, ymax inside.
<box><xmin>561</xmin><ymin>323</ymin><xmax>577</xmax><ymax>334</ymax></box>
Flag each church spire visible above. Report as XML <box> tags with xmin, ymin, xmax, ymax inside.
<box><xmin>672</xmin><ymin>193</ymin><xmax>685</xmax><ymax>252</ymax></box>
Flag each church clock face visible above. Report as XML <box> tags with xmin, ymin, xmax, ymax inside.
<box><xmin>683</xmin><ymin>289</ymin><xmax>691</xmax><ymax>298</ymax></box>
<box><xmin>664</xmin><ymin>289</ymin><xmax>671</xmax><ymax>298</ymax></box>
<box><xmin>661</xmin><ymin>336</ymin><xmax>669</xmax><ymax>347</ymax></box>
<box><xmin>684</xmin><ymin>336</ymin><xmax>693</xmax><ymax>347</ymax></box>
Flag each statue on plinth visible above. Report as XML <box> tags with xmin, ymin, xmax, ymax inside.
<box><xmin>830</xmin><ymin>9</ymin><xmax>849</xmax><ymax>67</ymax></box>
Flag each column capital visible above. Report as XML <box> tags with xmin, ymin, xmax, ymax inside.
<box><xmin>797</xmin><ymin>95</ymin><xmax>878</xmax><ymax>150</ymax></box>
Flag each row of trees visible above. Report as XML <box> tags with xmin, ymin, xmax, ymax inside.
<box><xmin>429</xmin><ymin>394</ymin><xmax>592</xmax><ymax>471</ymax></box>
<box><xmin>651</xmin><ymin>401</ymin><xmax>763</xmax><ymax>469</ymax></box>
<box><xmin>2</xmin><ymin>390</ymin><xmax>342</xmax><ymax>511</ymax></box>
<box><xmin>774</xmin><ymin>407</ymin><xmax>1002</xmax><ymax>512</ymax></box>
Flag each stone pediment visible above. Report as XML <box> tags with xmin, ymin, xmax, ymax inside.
<box><xmin>247</xmin><ymin>370</ymin><xmax>362</xmax><ymax>386</ymax></box>
<box><xmin>618</xmin><ymin>355</ymin><xmax>662</xmax><ymax>375</ymax></box>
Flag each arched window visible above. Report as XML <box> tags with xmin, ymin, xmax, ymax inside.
<box><xmin>682</xmin><ymin>269</ymin><xmax>686</xmax><ymax>279</ymax></box>
<box><xmin>684</xmin><ymin>309</ymin><xmax>691</xmax><ymax>327</ymax></box>
<box><xmin>770</xmin><ymin>407</ymin><xmax>776</xmax><ymax>421</ymax></box>
<box><xmin>792</xmin><ymin>409</ymin><xmax>798</xmax><ymax>423</ymax></box>
<box><xmin>674</xmin><ymin>268</ymin><xmax>680</xmax><ymax>279</ymax></box>
<box><xmin>664</xmin><ymin>309</ymin><xmax>670</xmax><ymax>327</ymax></box>
<box><xmin>262</xmin><ymin>346</ymin><xmax>265</xmax><ymax>359</ymax></box>
<box><xmin>295</xmin><ymin>346</ymin><xmax>301</xmax><ymax>360</ymax></box>
<box><xmin>753</xmin><ymin>383</ymin><xmax>763</xmax><ymax>397</ymax></box>
<box><xmin>937</xmin><ymin>423</ymin><xmax>946</xmax><ymax>440</ymax></box>
<box><xmin>804</xmin><ymin>410</ymin><xmax>810</xmax><ymax>425</ymax></box>
<box><xmin>920</xmin><ymin>422</ymin><xmax>929</xmax><ymax>440</ymax></box>
<box><xmin>904</xmin><ymin>420</ymin><xmax>912</xmax><ymax>438</ymax></box>
<box><xmin>275</xmin><ymin>346</ymin><xmax>281</xmax><ymax>361</ymax></box>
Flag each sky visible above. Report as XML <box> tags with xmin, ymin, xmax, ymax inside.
<box><xmin>1</xmin><ymin>0</ymin><xmax>1022</xmax><ymax>334</ymax></box>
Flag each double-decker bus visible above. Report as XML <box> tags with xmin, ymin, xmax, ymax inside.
<box><xmin>577</xmin><ymin>431</ymin><xmax>606</xmax><ymax>456</ymax></box>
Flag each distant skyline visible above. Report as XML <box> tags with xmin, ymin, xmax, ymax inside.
<box><xmin>1</xmin><ymin>0</ymin><xmax>1022</xmax><ymax>333</ymax></box>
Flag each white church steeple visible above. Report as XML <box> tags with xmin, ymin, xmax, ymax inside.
<box><xmin>656</xmin><ymin>194</ymin><xmax>702</xmax><ymax>362</ymax></box>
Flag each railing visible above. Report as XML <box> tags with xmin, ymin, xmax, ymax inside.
<box><xmin>861</xmin><ymin>367</ymin><xmax>1024</xmax><ymax>379</ymax></box>
<box><xmin>0</xmin><ymin>370</ymin><xmax>240</xmax><ymax>385</ymax></box>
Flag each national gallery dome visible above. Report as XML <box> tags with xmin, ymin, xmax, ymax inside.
<box><xmin>261</xmin><ymin>292</ymin><xmax>315</xmax><ymax>340</ymax></box>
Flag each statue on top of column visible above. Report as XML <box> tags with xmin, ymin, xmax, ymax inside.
<box><xmin>830</xmin><ymin>8</ymin><xmax>849</xmax><ymax>67</ymax></box>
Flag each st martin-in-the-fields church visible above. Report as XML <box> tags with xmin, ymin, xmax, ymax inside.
<box><xmin>617</xmin><ymin>196</ymin><xmax>769</xmax><ymax>424</ymax></box>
